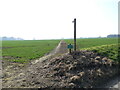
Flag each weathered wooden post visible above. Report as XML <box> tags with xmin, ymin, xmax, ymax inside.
<box><xmin>72</xmin><ymin>18</ymin><xmax>76</xmax><ymax>51</ymax></box>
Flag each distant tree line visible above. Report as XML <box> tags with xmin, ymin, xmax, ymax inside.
<box><xmin>107</xmin><ymin>34</ymin><xmax>120</xmax><ymax>38</ymax></box>
<box><xmin>1</xmin><ymin>37</ymin><xmax>24</xmax><ymax>40</ymax></box>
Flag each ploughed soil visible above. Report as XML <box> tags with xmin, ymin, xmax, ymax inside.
<box><xmin>2</xmin><ymin>41</ymin><xmax>120</xmax><ymax>88</ymax></box>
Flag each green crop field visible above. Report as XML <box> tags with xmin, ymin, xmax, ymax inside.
<box><xmin>65</xmin><ymin>38</ymin><xmax>118</xmax><ymax>49</ymax></box>
<box><xmin>1</xmin><ymin>38</ymin><xmax>119</xmax><ymax>63</ymax></box>
<box><xmin>2</xmin><ymin>40</ymin><xmax>60</xmax><ymax>63</ymax></box>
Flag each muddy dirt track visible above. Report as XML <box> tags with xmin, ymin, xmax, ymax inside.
<box><xmin>1</xmin><ymin>40</ymin><xmax>120</xmax><ymax>89</ymax></box>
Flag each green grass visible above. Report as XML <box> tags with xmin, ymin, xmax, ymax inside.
<box><xmin>1</xmin><ymin>38</ymin><xmax>119</xmax><ymax>63</ymax></box>
<box><xmin>82</xmin><ymin>44</ymin><xmax>120</xmax><ymax>62</ymax></box>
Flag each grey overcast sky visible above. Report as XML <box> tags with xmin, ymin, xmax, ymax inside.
<box><xmin>0</xmin><ymin>0</ymin><xmax>119</xmax><ymax>40</ymax></box>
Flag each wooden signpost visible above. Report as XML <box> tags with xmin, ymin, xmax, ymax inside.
<box><xmin>67</xmin><ymin>18</ymin><xmax>77</xmax><ymax>53</ymax></box>
<box><xmin>72</xmin><ymin>18</ymin><xmax>76</xmax><ymax>51</ymax></box>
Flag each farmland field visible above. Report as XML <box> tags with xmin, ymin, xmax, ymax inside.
<box><xmin>1</xmin><ymin>38</ymin><xmax>119</xmax><ymax>63</ymax></box>
<box><xmin>2</xmin><ymin>40</ymin><xmax>60</xmax><ymax>63</ymax></box>
<box><xmin>66</xmin><ymin>38</ymin><xmax>119</xmax><ymax>62</ymax></box>
<box><xmin>65</xmin><ymin>38</ymin><xmax>118</xmax><ymax>49</ymax></box>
